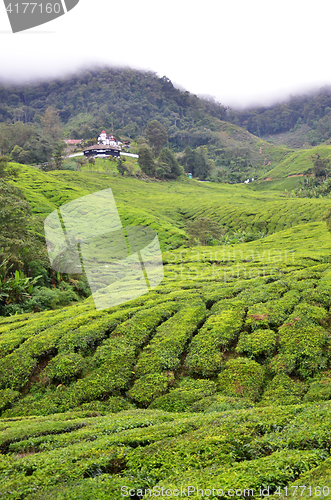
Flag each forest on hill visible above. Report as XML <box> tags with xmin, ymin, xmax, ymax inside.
<box><xmin>0</xmin><ymin>65</ymin><xmax>325</xmax><ymax>185</ymax></box>
<box><xmin>229</xmin><ymin>86</ymin><xmax>331</xmax><ymax>145</ymax></box>
<box><xmin>1</xmin><ymin>67</ymin><xmax>331</xmax><ymax>188</ymax></box>
<box><xmin>3</xmin><ymin>68</ymin><xmax>331</xmax><ymax>145</ymax></box>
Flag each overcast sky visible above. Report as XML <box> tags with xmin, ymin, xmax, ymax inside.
<box><xmin>0</xmin><ymin>0</ymin><xmax>330</xmax><ymax>108</ymax></box>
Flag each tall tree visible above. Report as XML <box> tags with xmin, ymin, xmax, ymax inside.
<box><xmin>138</xmin><ymin>144</ymin><xmax>156</xmax><ymax>176</ymax></box>
<box><xmin>145</xmin><ymin>120</ymin><xmax>168</xmax><ymax>157</ymax></box>
<box><xmin>312</xmin><ymin>154</ymin><xmax>330</xmax><ymax>180</ymax></box>
<box><xmin>182</xmin><ymin>147</ymin><xmax>211</xmax><ymax>180</ymax></box>
<box><xmin>53</xmin><ymin>141</ymin><xmax>66</xmax><ymax>170</ymax></box>
<box><xmin>41</xmin><ymin>107</ymin><xmax>63</xmax><ymax>143</ymax></box>
<box><xmin>157</xmin><ymin>148</ymin><xmax>183</xmax><ymax>179</ymax></box>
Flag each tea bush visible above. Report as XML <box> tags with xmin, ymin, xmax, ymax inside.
<box><xmin>135</xmin><ymin>302</ymin><xmax>206</xmax><ymax>376</ymax></box>
<box><xmin>149</xmin><ymin>379</ymin><xmax>217</xmax><ymax>412</ymax></box>
<box><xmin>236</xmin><ymin>328</ymin><xmax>277</xmax><ymax>358</ymax></box>
<box><xmin>304</xmin><ymin>373</ymin><xmax>331</xmax><ymax>402</ymax></box>
<box><xmin>42</xmin><ymin>352</ymin><xmax>86</xmax><ymax>385</ymax></box>
<box><xmin>185</xmin><ymin>307</ymin><xmax>244</xmax><ymax>377</ymax></box>
<box><xmin>260</xmin><ymin>374</ymin><xmax>306</xmax><ymax>406</ymax></box>
<box><xmin>127</xmin><ymin>373</ymin><xmax>175</xmax><ymax>406</ymax></box>
<box><xmin>0</xmin><ymin>388</ymin><xmax>20</xmax><ymax>412</ymax></box>
<box><xmin>188</xmin><ymin>394</ymin><xmax>254</xmax><ymax>413</ymax></box>
<box><xmin>278</xmin><ymin>303</ymin><xmax>329</xmax><ymax>377</ymax></box>
<box><xmin>218</xmin><ymin>357</ymin><xmax>265</xmax><ymax>401</ymax></box>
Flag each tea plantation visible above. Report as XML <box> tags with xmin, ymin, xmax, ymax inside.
<box><xmin>2</xmin><ymin>165</ymin><xmax>331</xmax><ymax>498</ymax></box>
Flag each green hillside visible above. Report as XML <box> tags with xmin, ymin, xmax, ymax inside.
<box><xmin>2</xmin><ymin>161</ymin><xmax>331</xmax><ymax>497</ymax></box>
<box><xmin>0</xmin><ymin>67</ymin><xmax>294</xmax><ymax>183</ymax></box>
<box><xmin>261</xmin><ymin>145</ymin><xmax>331</xmax><ymax>181</ymax></box>
<box><xmin>10</xmin><ymin>164</ymin><xmax>331</xmax><ymax>245</ymax></box>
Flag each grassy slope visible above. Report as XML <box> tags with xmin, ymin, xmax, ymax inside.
<box><xmin>261</xmin><ymin>145</ymin><xmax>331</xmax><ymax>181</ymax></box>
<box><xmin>2</xmin><ymin>166</ymin><xmax>331</xmax><ymax>497</ymax></box>
<box><xmin>10</xmin><ymin>164</ymin><xmax>331</xmax><ymax>246</ymax></box>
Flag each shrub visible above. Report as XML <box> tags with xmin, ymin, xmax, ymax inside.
<box><xmin>76</xmin><ymin>397</ymin><xmax>135</xmax><ymax>413</ymax></box>
<box><xmin>278</xmin><ymin>303</ymin><xmax>329</xmax><ymax>378</ymax></box>
<box><xmin>304</xmin><ymin>373</ymin><xmax>331</xmax><ymax>402</ymax></box>
<box><xmin>28</xmin><ymin>283</ymin><xmax>79</xmax><ymax>310</ymax></box>
<box><xmin>42</xmin><ymin>352</ymin><xmax>86</xmax><ymax>385</ymax></box>
<box><xmin>66</xmin><ymin>339</ymin><xmax>136</xmax><ymax>406</ymax></box>
<box><xmin>185</xmin><ymin>307</ymin><xmax>244</xmax><ymax>377</ymax></box>
<box><xmin>127</xmin><ymin>372</ymin><xmax>174</xmax><ymax>406</ymax></box>
<box><xmin>245</xmin><ymin>290</ymin><xmax>300</xmax><ymax>331</ymax></box>
<box><xmin>236</xmin><ymin>329</ymin><xmax>277</xmax><ymax>358</ymax></box>
<box><xmin>0</xmin><ymin>388</ymin><xmax>20</xmax><ymax>412</ymax></box>
<box><xmin>267</xmin><ymin>353</ymin><xmax>296</xmax><ymax>375</ymax></box>
<box><xmin>260</xmin><ymin>374</ymin><xmax>306</xmax><ymax>406</ymax></box>
<box><xmin>149</xmin><ymin>379</ymin><xmax>217</xmax><ymax>412</ymax></box>
<box><xmin>218</xmin><ymin>358</ymin><xmax>265</xmax><ymax>401</ymax></box>
<box><xmin>135</xmin><ymin>303</ymin><xmax>206</xmax><ymax>376</ymax></box>
<box><xmin>189</xmin><ymin>395</ymin><xmax>254</xmax><ymax>413</ymax></box>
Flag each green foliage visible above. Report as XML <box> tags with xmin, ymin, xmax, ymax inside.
<box><xmin>236</xmin><ymin>328</ymin><xmax>277</xmax><ymax>358</ymax></box>
<box><xmin>312</xmin><ymin>153</ymin><xmax>330</xmax><ymax>178</ymax></box>
<box><xmin>52</xmin><ymin>141</ymin><xmax>66</xmax><ymax>169</ymax></box>
<box><xmin>189</xmin><ymin>394</ymin><xmax>254</xmax><ymax>413</ymax></box>
<box><xmin>260</xmin><ymin>374</ymin><xmax>306</xmax><ymax>406</ymax></box>
<box><xmin>127</xmin><ymin>373</ymin><xmax>174</xmax><ymax>406</ymax></box>
<box><xmin>0</xmin><ymin>180</ymin><xmax>32</xmax><ymax>264</ymax></box>
<box><xmin>186</xmin><ymin>216</ymin><xmax>225</xmax><ymax>246</ymax></box>
<box><xmin>135</xmin><ymin>302</ymin><xmax>206</xmax><ymax>377</ymax></box>
<box><xmin>0</xmin><ymin>258</ymin><xmax>41</xmax><ymax>315</ymax></box>
<box><xmin>181</xmin><ymin>146</ymin><xmax>212</xmax><ymax>179</ymax></box>
<box><xmin>263</xmin><ymin>145</ymin><xmax>331</xmax><ymax>180</ymax></box>
<box><xmin>304</xmin><ymin>373</ymin><xmax>331</xmax><ymax>402</ymax></box>
<box><xmin>185</xmin><ymin>307</ymin><xmax>244</xmax><ymax>377</ymax></box>
<box><xmin>0</xmin><ymin>388</ymin><xmax>20</xmax><ymax>412</ymax></box>
<box><xmin>0</xmin><ymin>122</ymin><xmax>52</xmax><ymax>163</ymax></box>
<box><xmin>156</xmin><ymin>147</ymin><xmax>183</xmax><ymax>179</ymax></box>
<box><xmin>149</xmin><ymin>379</ymin><xmax>217</xmax><ymax>412</ymax></box>
<box><xmin>278</xmin><ymin>303</ymin><xmax>329</xmax><ymax>377</ymax></box>
<box><xmin>1</xmin><ymin>393</ymin><xmax>331</xmax><ymax>497</ymax></box>
<box><xmin>145</xmin><ymin>120</ymin><xmax>168</xmax><ymax>157</ymax></box>
<box><xmin>230</xmin><ymin>86</ymin><xmax>331</xmax><ymax>145</ymax></box>
<box><xmin>218</xmin><ymin>358</ymin><xmax>265</xmax><ymax>401</ymax></box>
<box><xmin>43</xmin><ymin>353</ymin><xmax>86</xmax><ymax>385</ymax></box>
<box><xmin>138</xmin><ymin>144</ymin><xmax>155</xmax><ymax>176</ymax></box>
<box><xmin>116</xmin><ymin>158</ymin><xmax>128</xmax><ymax>176</ymax></box>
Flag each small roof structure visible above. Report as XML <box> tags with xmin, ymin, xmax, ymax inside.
<box><xmin>65</xmin><ymin>139</ymin><xmax>82</xmax><ymax>144</ymax></box>
<box><xmin>83</xmin><ymin>143</ymin><xmax>121</xmax><ymax>151</ymax></box>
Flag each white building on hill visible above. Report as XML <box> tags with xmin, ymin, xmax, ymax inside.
<box><xmin>97</xmin><ymin>130</ymin><xmax>122</xmax><ymax>148</ymax></box>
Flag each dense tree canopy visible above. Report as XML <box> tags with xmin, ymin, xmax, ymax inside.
<box><xmin>181</xmin><ymin>147</ymin><xmax>211</xmax><ymax>180</ymax></box>
<box><xmin>145</xmin><ymin>120</ymin><xmax>168</xmax><ymax>157</ymax></box>
<box><xmin>138</xmin><ymin>144</ymin><xmax>155</xmax><ymax>176</ymax></box>
<box><xmin>156</xmin><ymin>148</ymin><xmax>183</xmax><ymax>179</ymax></box>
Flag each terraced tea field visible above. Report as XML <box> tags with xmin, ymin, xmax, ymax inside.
<box><xmin>2</xmin><ymin>165</ymin><xmax>331</xmax><ymax>498</ymax></box>
<box><xmin>11</xmin><ymin>165</ymin><xmax>331</xmax><ymax>248</ymax></box>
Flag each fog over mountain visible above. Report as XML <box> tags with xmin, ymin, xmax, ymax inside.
<box><xmin>1</xmin><ymin>0</ymin><xmax>331</xmax><ymax>107</ymax></box>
